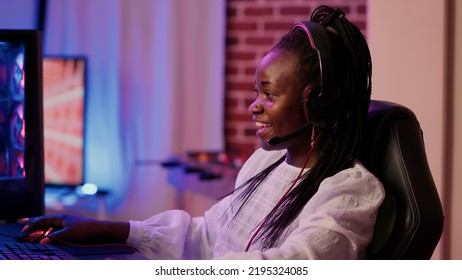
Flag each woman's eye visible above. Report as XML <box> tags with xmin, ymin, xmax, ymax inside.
<box><xmin>265</xmin><ymin>91</ymin><xmax>277</xmax><ymax>99</ymax></box>
<box><xmin>254</xmin><ymin>89</ymin><xmax>277</xmax><ymax>100</ymax></box>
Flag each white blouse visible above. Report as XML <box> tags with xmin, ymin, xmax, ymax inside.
<box><xmin>126</xmin><ymin>148</ymin><xmax>385</xmax><ymax>260</ymax></box>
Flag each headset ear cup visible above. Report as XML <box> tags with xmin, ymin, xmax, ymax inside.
<box><xmin>303</xmin><ymin>82</ymin><xmax>322</xmax><ymax>124</ymax></box>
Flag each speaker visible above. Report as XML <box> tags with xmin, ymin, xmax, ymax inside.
<box><xmin>290</xmin><ymin>21</ymin><xmax>335</xmax><ymax>128</ymax></box>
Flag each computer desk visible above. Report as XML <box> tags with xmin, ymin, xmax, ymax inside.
<box><xmin>0</xmin><ymin>223</ymin><xmax>147</xmax><ymax>260</ymax></box>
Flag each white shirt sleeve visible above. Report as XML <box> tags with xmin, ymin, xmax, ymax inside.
<box><xmin>126</xmin><ymin>195</ymin><xmax>233</xmax><ymax>260</ymax></box>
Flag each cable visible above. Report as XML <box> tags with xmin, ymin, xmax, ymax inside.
<box><xmin>244</xmin><ymin>131</ymin><xmax>323</xmax><ymax>251</ymax></box>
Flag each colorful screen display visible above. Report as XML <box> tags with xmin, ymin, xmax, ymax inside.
<box><xmin>42</xmin><ymin>57</ymin><xmax>85</xmax><ymax>186</ymax></box>
<box><xmin>0</xmin><ymin>41</ymin><xmax>25</xmax><ymax>179</ymax></box>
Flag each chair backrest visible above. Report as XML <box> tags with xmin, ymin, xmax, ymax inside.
<box><xmin>360</xmin><ymin>100</ymin><xmax>444</xmax><ymax>259</ymax></box>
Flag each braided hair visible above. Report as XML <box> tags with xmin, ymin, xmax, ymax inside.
<box><xmin>230</xmin><ymin>5</ymin><xmax>373</xmax><ymax>250</ymax></box>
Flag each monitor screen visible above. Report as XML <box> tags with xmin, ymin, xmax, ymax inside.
<box><xmin>0</xmin><ymin>30</ymin><xmax>44</xmax><ymax>222</ymax></box>
<box><xmin>42</xmin><ymin>56</ymin><xmax>86</xmax><ymax>187</ymax></box>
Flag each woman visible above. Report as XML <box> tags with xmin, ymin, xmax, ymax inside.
<box><xmin>21</xmin><ymin>5</ymin><xmax>384</xmax><ymax>260</ymax></box>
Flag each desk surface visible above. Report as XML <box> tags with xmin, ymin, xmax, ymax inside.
<box><xmin>0</xmin><ymin>223</ymin><xmax>146</xmax><ymax>260</ymax></box>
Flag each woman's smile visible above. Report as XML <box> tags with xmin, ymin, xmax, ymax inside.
<box><xmin>255</xmin><ymin>121</ymin><xmax>273</xmax><ymax>138</ymax></box>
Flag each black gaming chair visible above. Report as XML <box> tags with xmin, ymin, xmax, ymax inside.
<box><xmin>360</xmin><ymin>100</ymin><xmax>444</xmax><ymax>259</ymax></box>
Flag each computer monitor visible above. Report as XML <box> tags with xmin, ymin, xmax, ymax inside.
<box><xmin>42</xmin><ymin>56</ymin><xmax>86</xmax><ymax>188</ymax></box>
<box><xmin>0</xmin><ymin>30</ymin><xmax>44</xmax><ymax>222</ymax></box>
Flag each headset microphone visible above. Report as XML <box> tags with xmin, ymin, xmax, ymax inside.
<box><xmin>267</xmin><ymin>124</ymin><xmax>310</xmax><ymax>145</ymax></box>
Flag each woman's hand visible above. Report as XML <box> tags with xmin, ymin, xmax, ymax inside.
<box><xmin>19</xmin><ymin>214</ymin><xmax>129</xmax><ymax>245</ymax></box>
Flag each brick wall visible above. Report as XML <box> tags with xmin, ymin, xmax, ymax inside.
<box><xmin>224</xmin><ymin>0</ymin><xmax>368</xmax><ymax>160</ymax></box>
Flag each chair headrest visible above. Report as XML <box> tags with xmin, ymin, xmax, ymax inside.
<box><xmin>360</xmin><ymin>100</ymin><xmax>419</xmax><ymax>175</ymax></box>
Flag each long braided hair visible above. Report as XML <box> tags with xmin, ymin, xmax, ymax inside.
<box><xmin>230</xmin><ymin>5</ymin><xmax>372</xmax><ymax>250</ymax></box>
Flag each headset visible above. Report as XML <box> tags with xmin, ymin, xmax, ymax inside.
<box><xmin>292</xmin><ymin>21</ymin><xmax>335</xmax><ymax>128</ymax></box>
<box><xmin>267</xmin><ymin>21</ymin><xmax>337</xmax><ymax>146</ymax></box>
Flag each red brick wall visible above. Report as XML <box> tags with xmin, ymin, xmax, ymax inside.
<box><xmin>224</xmin><ymin>0</ymin><xmax>368</xmax><ymax>160</ymax></box>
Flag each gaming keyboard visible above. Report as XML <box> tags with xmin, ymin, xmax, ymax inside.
<box><xmin>0</xmin><ymin>242</ymin><xmax>76</xmax><ymax>260</ymax></box>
